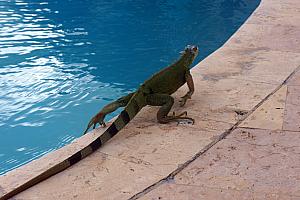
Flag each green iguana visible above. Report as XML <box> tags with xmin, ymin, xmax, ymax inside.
<box><xmin>1</xmin><ymin>45</ymin><xmax>198</xmax><ymax>200</ymax></box>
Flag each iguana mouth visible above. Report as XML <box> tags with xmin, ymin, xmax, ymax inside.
<box><xmin>192</xmin><ymin>45</ymin><xmax>199</xmax><ymax>56</ymax></box>
<box><xmin>189</xmin><ymin>45</ymin><xmax>199</xmax><ymax>58</ymax></box>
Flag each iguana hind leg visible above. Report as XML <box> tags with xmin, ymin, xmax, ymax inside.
<box><xmin>83</xmin><ymin>92</ymin><xmax>135</xmax><ymax>134</ymax></box>
<box><xmin>146</xmin><ymin>94</ymin><xmax>194</xmax><ymax>124</ymax></box>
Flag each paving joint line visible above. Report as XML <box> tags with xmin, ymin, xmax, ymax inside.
<box><xmin>235</xmin><ymin>126</ymin><xmax>300</xmax><ymax>134</ymax></box>
<box><xmin>127</xmin><ymin>65</ymin><xmax>300</xmax><ymax>200</ymax></box>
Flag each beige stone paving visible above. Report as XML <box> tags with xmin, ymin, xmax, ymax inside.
<box><xmin>239</xmin><ymin>85</ymin><xmax>287</xmax><ymax>130</ymax></box>
<box><xmin>174</xmin><ymin>129</ymin><xmax>300</xmax><ymax>195</ymax></box>
<box><xmin>139</xmin><ymin>183</ymin><xmax>299</xmax><ymax>200</ymax></box>
<box><xmin>1</xmin><ymin>0</ymin><xmax>300</xmax><ymax>199</ymax></box>
<box><xmin>228</xmin><ymin>24</ymin><xmax>300</xmax><ymax>53</ymax></box>
<box><xmin>198</xmin><ymin>48</ymin><xmax>300</xmax><ymax>85</ymax></box>
<box><xmin>249</xmin><ymin>0</ymin><xmax>300</xmax><ymax>27</ymax></box>
<box><xmin>142</xmin><ymin>128</ymin><xmax>300</xmax><ymax>199</ymax></box>
<box><xmin>287</xmin><ymin>70</ymin><xmax>300</xmax><ymax>86</ymax></box>
<box><xmin>15</xmin><ymin>152</ymin><xmax>164</xmax><ymax>200</ymax></box>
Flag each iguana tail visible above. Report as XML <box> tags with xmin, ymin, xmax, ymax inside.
<box><xmin>0</xmin><ymin>91</ymin><xmax>146</xmax><ymax>200</ymax></box>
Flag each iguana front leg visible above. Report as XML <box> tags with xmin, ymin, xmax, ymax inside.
<box><xmin>83</xmin><ymin>92</ymin><xmax>135</xmax><ymax>134</ymax></box>
<box><xmin>179</xmin><ymin>71</ymin><xmax>194</xmax><ymax>107</ymax></box>
<box><xmin>146</xmin><ymin>94</ymin><xmax>194</xmax><ymax>124</ymax></box>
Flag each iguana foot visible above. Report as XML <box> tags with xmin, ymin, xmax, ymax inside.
<box><xmin>159</xmin><ymin>112</ymin><xmax>194</xmax><ymax>125</ymax></box>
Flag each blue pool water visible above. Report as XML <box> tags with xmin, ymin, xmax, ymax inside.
<box><xmin>0</xmin><ymin>0</ymin><xmax>260</xmax><ymax>175</ymax></box>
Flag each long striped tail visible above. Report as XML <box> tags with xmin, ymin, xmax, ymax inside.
<box><xmin>0</xmin><ymin>91</ymin><xmax>146</xmax><ymax>200</ymax></box>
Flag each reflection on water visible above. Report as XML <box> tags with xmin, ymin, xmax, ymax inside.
<box><xmin>0</xmin><ymin>0</ymin><xmax>260</xmax><ymax>174</ymax></box>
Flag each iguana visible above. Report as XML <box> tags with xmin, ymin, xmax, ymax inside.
<box><xmin>1</xmin><ymin>45</ymin><xmax>198</xmax><ymax>200</ymax></box>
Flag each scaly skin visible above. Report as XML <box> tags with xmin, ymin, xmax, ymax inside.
<box><xmin>0</xmin><ymin>45</ymin><xmax>198</xmax><ymax>200</ymax></box>
<box><xmin>84</xmin><ymin>45</ymin><xmax>198</xmax><ymax>130</ymax></box>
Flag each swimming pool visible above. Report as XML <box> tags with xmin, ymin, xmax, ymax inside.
<box><xmin>0</xmin><ymin>0</ymin><xmax>260</xmax><ymax>175</ymax></box>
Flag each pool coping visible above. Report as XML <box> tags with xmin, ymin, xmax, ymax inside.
<box><xmin>1</xmin><ymin>0</ymin><xmax>300</xmax><ymax>199</ymax></box>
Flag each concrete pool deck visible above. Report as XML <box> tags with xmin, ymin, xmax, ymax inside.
<box><xmin>1</xmin><ymin>0</ymin><xmax>300</xmax><ymax>199</ymax></box>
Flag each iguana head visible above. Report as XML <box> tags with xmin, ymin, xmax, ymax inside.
<box><xmin>184</xmin><ymin>45</ymin><xmax>198</xmax><ymax>57</ymax></box>
<box><xmin>180</xmin><ymin>45</ymin><xmax>199</xmax><ymax>66</ymax></box>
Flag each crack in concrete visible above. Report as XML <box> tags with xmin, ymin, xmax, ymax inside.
<box><xmin>127</xmin><ymin>65</ymin><xmax>300</xmax><ymax>200</ymax></box>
